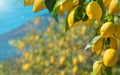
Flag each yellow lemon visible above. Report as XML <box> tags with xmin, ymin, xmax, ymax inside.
<box><xmin>59</xmin><ymin>56</ymin><xmax>66</xmax><ymax>66</ymax></box>
<box><xmin>72</xmin><ymin>66</ymin><xmax>79</xmax><ymax>75</ymax></box>
<box><xmin>50</xmin><ymin>56</ymin><xmax>55</xmax><ymax>64</ymax></box>
<box><xmin>92</xmin><ymin>38</ymin><xmax>103</xmax><ymax>54</ymax></box>
<box><xmin>24</xmin><ymin>0</ymin><xmax>34</xmax><ymax>6</ymax></box>
<box><xmin>103</xmin><ymin>48</ymin><xmax>118</xmax><ymax>66</ymax></box>
<box><xmin>109</xmin><ymin>36</ymin><xmax>118</xmax><ymax>49</ymax></box>
<box><xmin>72</xmin><ymin>57</ymin><xmax>79</xmax><ymax>66</ymax></box>
<box><xmin>93</xmin><ymin>60</ymin><xmax>102</xmax><ymax>75</ymax></box>
<box><xmin>114</xmin><ymin>24</ymin><xmax>120</xmax><ymax>39</ymax></box>
<box><xmin>86</xmin><ymin>1</ymin><xmax>102</xmax><ymax>20</ymax></box>
<box><xmin>103</xmin><ymin>0</ymin><xmax>112</xmax><ymax>7</ymax></box>
<box><xmin>100</xmin><ymin>22</ymin><xmax>115</xmax><ymax>38</ymax></box>
<box><xmin>33</xmin><ymin>0</ymin><xmax>46</xmax><ymax>12</ymax></box>
<box><xmin>68</xmin><ymin>7</ymin><xmax>81</xmax><ymax>29</ymax></box>
<box><xmin>109</xmin><ymin>0</ymin><xmax>120</xmax><ymax>15</ymax></box>
<box><xmin>22</xmin><ymin>63</ymin><xmax>32</xmax><ymax>71</ymax></box>
<box><xmin>60</xmin><ymin>0</ymin><xmax>79</xmax><ymax>12</ymax></box>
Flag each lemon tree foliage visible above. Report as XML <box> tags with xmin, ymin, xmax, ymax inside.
<box><xmin>20</xmin><ymin>0</ymin><xmax>120</xmax><ymax>75</ymax></box>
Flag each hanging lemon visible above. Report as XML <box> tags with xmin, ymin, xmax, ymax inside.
<box><xmin>68</xmin><ymin>7</ymin><xmax>81</xmax><ymax>29</ymax></box>
<box><xmin>33</xmin><ymin>0</ymin><xmax>46</xmax><ymax>12</ymax></box>
<box><xmin>24</xmin><ymin>0</ymin><xmax>34</xmax><ymax>6</ymax></box>
<box><xmin>108</xmin><ymin>0</ymin><xmax>120</xmax><ymax>15</ymax></box>
<box><xmin>86</xmin><ymin>1</ymin><xmax>102</xmax><ymax>20</ymax></box>
<box><xmin>103</xmin><ymin>48</ymin><xmax>118</xmax><ymax>66</ymax></box>
<box><xmin>100</xmin><ymin>22</ymin><xmax>115</xmax><ymax>38</ymax></box>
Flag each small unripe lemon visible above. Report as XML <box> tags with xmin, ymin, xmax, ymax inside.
<box><xmin>109</xmin><ymin>37</ymin><xmax>118</xmax><ymax>49</ymax></box>
<box><xmin>100</xmin><ymin>22</ymin><xmax>115</xmax><ymax>38</ymax></box>
<box><xmin>108</xmin><ymin>0</ymin><xmax>120</xmax><ymax>15</ymax></box>
<box><xmin>86</xmin><ymin>1</ymin><xmax>102</xmax><ymax>20</ymax></box>
<box><xmin>103</xmin><ymin>49</ymin><xmax>118</xmax><ymax>66</ymax></box>
<box><xmin>33</xmin><ymin>0</ymin><xmax>46</xmax><ymax>12</ymax></box>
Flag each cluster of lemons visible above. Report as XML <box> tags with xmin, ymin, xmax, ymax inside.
<box><xmin>22</xmin><ymin>0</ymin><xmax>120</xmax><ymax>75</ymax></box>
<box><xmin>9</xmin><ymin>18</ymin><xmax>92</xmax><ymax>75</ymax></box>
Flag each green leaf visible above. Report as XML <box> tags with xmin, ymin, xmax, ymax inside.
<box><xmin>118</xmin><ymin>0</ymin><xmax>120</xmax><ymax>7</ymax></box>
<box><xmin>45</xmin><ymin>0</ymin><xmax>56</xmax><ymax>12</ymax></box>
<box><xmin>51</xmin><ymin>8</ymin><xmax>59</xmax><ymax>21</ymax></box>
<box><xmin>65</xmin><ymin>13</ymin><xmax>70</xmax><ymax>32</ymax></box>
<box><xmin>88</xmin><ymin>19</ymin><xmax>95</xmax><ymax>30</ymax></box>
<box><xmin>105</xmin><ymin>67</ymin><xmax>112</xmax><ymax>75</ymax></box>
<box><xmin>85</xmin><ymin>35</ymin><xmax>100</xmax><ymax>50</ymax></box>
<box><xmin>53</xmin><ymin>0</ymin><xmax>66</xmax><ymax>11</ymax></box>
<box><xmin>74</xmin><ymin>3</ymin><xmax>89</xmax><ymax>23</ymax></box>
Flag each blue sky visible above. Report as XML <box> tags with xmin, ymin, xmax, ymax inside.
<box><xmin>0</xmin><ymin>0</ymin><xmax>49</xmax><ymax>35</ymax></box>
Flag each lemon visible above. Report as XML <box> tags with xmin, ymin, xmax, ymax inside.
<box><xmin>109</xmin><ymin>37</ymin><xmax>118</xmax><ymax>49</ymax></box>
<box><xmin>100</xmin><ymin>22</ymin><xmax>115</xmax><ymax>38</ymax></box>
<box><xmin>93</xmin><ymin>60</ymin><xmax>102</xmax><ymax>75</ymax></box>
<box><xmin>24</xmin><ymin>0</ymin><xmax>34</xmax><ymax>6</ymax></box>
<box><xmin>50</xmin><ymin>56</ymin><xmax>55</xmax><ymax>64</ymax></box>
<box><xmin>114</xmin><ymin>24</ymin><xmax>120</xmax><ymax>39</ymax></box>
<box><xmin>86</xmin><ymin>1</ymin><xmax>102</xmax><ymax>20</ymax></box>
<box><xmin>59</xmin><ymin>56</ymin><xmax>66</xmax><ymax>66</ymax></box>
<box><xmin>92</xmin><ymin>38</ymin><xmax>103</xmax><ymax>54</ymax></box>
<box><xmin>103</xmin><ymin>48</ymin><xmax>118</xmax><ymax>66</ymax></box>
<box><xmin>108</xmin><ymin>0</ymin><xmax>120</xmax><ymax>15</ymax></box>
<box><xmin>72</xmin><ymin>66</ymin><xmax>79</xmax><ymax>74</ymax></box>
<box><xmin>22</xmin><ymin>63</ymin><xmax>32</xmax><ymax>71</ymax></box>
<box><xmin>103</xmin><ymin>0</ymin><xmax>112</xmax><ymax>7</ymax></box>
<box><xmin>60</xmin><ymin>0</ymin><xmax>79</xmax><ymax>12</ymax></box>
<box><xmin>72</xmin><ymin>57</ymin><xmax>79</xmax><ymax>66</ymax></box>
<box><xmin>68</xmin><ymin>7</ymin><xmax>81</xmax><ymax>29</ymax></box>
<box><xmin>33</xmin><ymin>0</ymin><xmax>46</xmax><ymax>12</ymax></box>
<box><xmin>58</xmin><ymin>5</ymin><xmax>64</xmax><ymax>16</ymax></box>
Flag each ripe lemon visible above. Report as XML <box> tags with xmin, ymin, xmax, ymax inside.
<box><xmin>22</xmin><ymin>63</ymin><xmax>32</xmax><ymax>71</ymax></box>
<box><xmin>58</xmin><ymin>5</ymin><xmax>64</xmax><ymax>16</ymax></box>
<box><xmin>100</xmin><ymin>22</ymin><xmax>115</xmax><ymax>38</ymax></box>
<box><xmin>109</xmin><ymin>37</ymin><xmax>118</xmax><ymax>49</ymax></box>
<box><xmin>59</xmin><ymin>56</ymin><xmax>66</xmax><ymax>66</ymax></box>
<box><xmin>103</xmin><ymin>0</ymin><xmax>112</xmax><ymax>7</ymax></box>
<box><xmin>24</xmin><ymin>0</ymin><xmax>34</xmax><ymax>6</ymax></box>
<box><xmin>60</xmin><ymin>0</ymin><xmax>79</xmax><ymax>12</ymax></box>
<box><xmin>93</xmin><ymin>60</ymin><xmax>102</xmax><ymax>75</ymax></box>
<box><xmin>86</xmin><ymin>1</ymin><xmax>102</xmax><ymax>20</ymax></box>
<box><xmin>72</xmin><ymin>57</ymin><xmax>79</xmax><ymax>66</ymax></box>
<box><xmin>72</xmin><ymin>66</ymin><xmax>79</xmax><ymax>74</ymax></box>
<box><xmin>68</xmin><ymin>7</ymin><xmax>81</xmax><ymax>28</ymax></box>
<box><xmin>108</xmin><ymin>0</ymin><xmax>120</xmax><ymax>15</ymax></box>
<box><xmin>103</xmin><ymin>49</ymin><xmax>118</xmax><ymax>66</ymax></box>
<box><xmin>92</xmin><ymin>38</ymin><xmax>103</xmax><ymax>53</ymax></box>
<box><xmin>33</xmin><ymin>0</ymin><xmax>46</xmax><ymax>12</ymax></box>
<box><xmin>114</xmin><ymin>24</ymin><xmax>120</xmax><ymax>39</ymax></box>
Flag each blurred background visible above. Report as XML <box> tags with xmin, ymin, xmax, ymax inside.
<box><xmin>0</xmin><ymin>0</ymin><xmax>120</xmax><ymax>75</ymax></box>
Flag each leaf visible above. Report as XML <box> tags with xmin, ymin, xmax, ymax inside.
<box><xmin>51</xmin><ymin>0</ymin><xmax>66</xmax><ymax>21</ymax></box>
<box><xmin>53</xmin><ymin>0</ymin><xmax>66</xmax><ymax>11</ymax></box>
<box><xmin>88</xmin><ymin>19</ymin><xmax>95</xmax><ymax>30</ymax></box>
<box><xmin>65</xmin><ymin>13</ymin><xmax>70</xmax><ymax>32</ymax></box>
<box><xmin>105</xmin><ymin>67</ymin><xmax>112</xmax><ymax>75</ymax></box>
<box><xmin>74</xmin><ymin>3</ymin><xmax>89</xmax><ymax>23</ymax></box>
<box><xmin>118</xmin><ymin>0</ymin><xmax>120</xmax><ymax>7</ymax></box>
<box><xmin>85</xmin><ymin>35</ymin><xmax>100</xmax><ymax>50</ymax></box>
<box><xmin>45</xmin><ymin>0</ymin><xmax>56</xmax><ymax>12</ymax></box>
